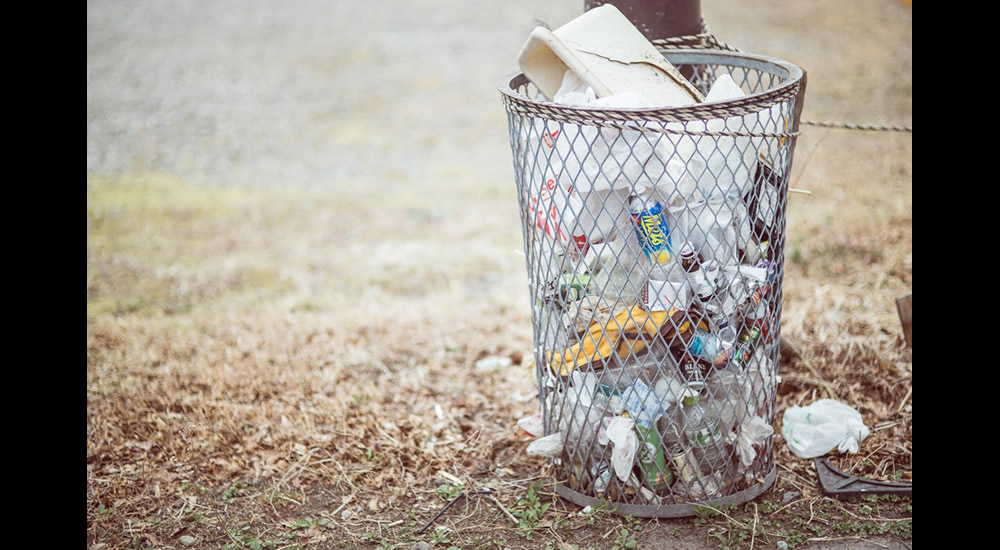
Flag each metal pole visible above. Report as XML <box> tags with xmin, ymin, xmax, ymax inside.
<box><xmin>583</xmin><ymin>0</ymin><xmax>701</xmax><ymax>43</ymax></box>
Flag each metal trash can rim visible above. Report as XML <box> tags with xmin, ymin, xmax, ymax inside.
<box><xmin>499</xmin><ymin>49</ymin><xmax>804</xmax><ymax>127</ymax></box>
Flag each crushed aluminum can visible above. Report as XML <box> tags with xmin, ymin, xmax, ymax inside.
<box><xmin>668</xmin><ymin>444</ymin><xmax>700</xmax><ymax>484</ymax></box>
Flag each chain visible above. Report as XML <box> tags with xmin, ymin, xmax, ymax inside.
<box><xmin>654</xmin><ymin>20</ymin><xmax>912</xmax><ymax>133</ymax></box>
<box><xmin>800</xmin><ymin>120</ymin><xmax>912</xmax><ymax>132</ymax></box>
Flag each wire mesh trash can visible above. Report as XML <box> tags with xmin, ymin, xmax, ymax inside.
<box><xmin>499</xmin><ymin>49</ymin><xmax>806</xmax><ymax>517</ymax></box>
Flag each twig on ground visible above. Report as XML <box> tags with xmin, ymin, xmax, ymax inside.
<box><xmin>777</xmin><ymin>463</ymin><xmax>813</xmax><ymax>492</ymax></box>
<box><xmin>488</xmin><ymin>494</ymin><xmax>518</xmax><ymax>525</ymax></box>
<box><xmin>895</xmin><ymin>386</ymin><xmax>912</xmax><ymax>414</ymax></box>
<box><xmin>329</xmin><ymin>494</ymin><xmax>355</xmax><ymax>518</ymax></box>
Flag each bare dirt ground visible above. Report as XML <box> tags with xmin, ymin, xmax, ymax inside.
<box><xmin>87</xmin><ymin>1</ymin><xmax>911</xmax><ymax>548</ymax></box>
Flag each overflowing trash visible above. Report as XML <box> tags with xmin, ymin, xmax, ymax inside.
<box><xmin>501</xmin><ymin>4</ymin><xmax>806</xmax><ymax>511</ymax></box>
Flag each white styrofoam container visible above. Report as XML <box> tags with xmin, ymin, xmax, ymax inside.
<box><xmin>517</xmin><ymin>4</ymin><xmax>705</xmax><ymax>107</ymax></box>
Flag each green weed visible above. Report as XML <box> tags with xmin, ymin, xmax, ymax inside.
<box><xmin>581</xmin><ymin>498</ymin><xmax>615</xmax><ymax>525</ymax></box>
<box><xmin>435</xmin><ymin>483</ymin><xmax>464</xmax><ymax>502</ymax></box>
<box><xmin>222</xmin><ymin>480</ymin><xmax>252</xmax><ymax>503</ymax></box>
<box><xmin>223</xmin><ymin>525</ymin><xmax>277</xmax><ymax>550</ymax></box>
<box><xmin>289</xmin><ymin>517</ymin><xmax>330</xmax><ymax>531</ymax></box>
<box><xmin>511</xmin><ymin>480</ymin><xmax>551</xmax><ymax>540</ymax></box>
<box><xmin>611</xmin><ymin>515</ymin><xmax>640</xmax><ymax>550</ymax></box>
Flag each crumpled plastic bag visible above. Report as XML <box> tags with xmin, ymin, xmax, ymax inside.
<box><xmin>526</xmin><ymin>432</ymin><xmax>564</xmax><ymax>457</ymax></box>
<box><xmin>735</xmin><ymin>415</ymin><xmax>774</xmax><ymax>467</ymax></box>
<box><xmin>517</xmin><ymin>412</ymin><xmax>544</xmax><ymax>437</ymax></box>
<box><xmin>597</xmin><ymin>415</ymin><xmax>637</xmax><ymax>482</ymax></box>
<box><xmin>550</xmin><ymin>71</ymin><xmax>664</xmax><ymax>195</ymax></box>
<box><xmin>654</xmin><ymin>74</ymin><xmax>785</xmax><ymax>264</ymax></box>
<box><xmin>781</xmin><ymin>399</ymin><xmax>871</xmax><ymax>458</ymax></box>
<box><xmin>520</xmin><ymin>71</ymin><xmax>648</xmax><ymax>260</ymax></box>
<box><xmin>555</xmin><ymin>370</ymin><xmax>604</xmax><ymax>452</ymax></box>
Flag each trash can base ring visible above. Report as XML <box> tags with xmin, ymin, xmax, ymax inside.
<box><xmin>553</xmin><ymin>464</ymin><xmax>776</xmax><ymax>518</ymax></box>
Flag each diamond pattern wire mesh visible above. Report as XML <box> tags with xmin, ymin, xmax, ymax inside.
<box><xmin>500</xmin><ymin>50</ymin><xmax>804</xmax><ymax>517</ymax></box>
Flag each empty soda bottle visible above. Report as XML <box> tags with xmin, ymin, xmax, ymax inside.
<box><xmin>718</xmin><ymin>325</ymin><xmax>763</xmax><ymax>372</ymax></box>
<box><xmin>706</xmin><ymin>366</ymin><xmax>751</xmax><ymax>435</ymax></box>
<box><xmin>679</xmin><ymin>242</ymin><xmax>714</xmax><ymax>299</ymax></box>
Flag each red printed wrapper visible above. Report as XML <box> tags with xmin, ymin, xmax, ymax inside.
<box><xmin>517</xmin><ymin>412</ymin><xmax>545</xmax><ymax>437</ymax></box>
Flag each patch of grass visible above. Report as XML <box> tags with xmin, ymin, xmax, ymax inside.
<box><xmin>611</xmin><ymin>515</ymin><xmax>640</xmax><ymax>550</ymax></box>
<box><xmin>222</xmin><ymin>480</ymin><xmax>252</xmax><ymax>503</ymax></box>
<box><xmin>580</xmin><ymin>499</ymin><xmax>615</xmax><ymax>525</ymax></box>
<box><xmin>95</xmin><ymin>503</ymin><xmax>117</xmax><ymax>517</ymax></box>
<box><xmin>223</xmin><ymin>525</ymin><xmax>279</xmax><ymax>550</ymax></box>
<box><xmin>683</xmin><ymin>495</ymin><xmax>912</xmax><ymax>550</ymax></box>
<box><xmin>511</xmin><ymin>479</ymin><xmax>551</xmax><ymax>540</ymax></box>
<box><xmin>435</xmin><ymin>482</ymin><xmax>464</xmax><ymax>502</ymax></box>
<box><xmin>289</xmin><ymin>517</ymin><xmax>330</xmax><ymax>531</ymax></box>
<box><xmin>830</xmin><ymin>517</ymin><xmax>911</xmax><ymax>539</ymax></box>
<box><xmin>757</xmin><ymin>500</ymin><xmax>778</xmax><ymax>514</ymax></box>
<box><xmin>692</xmin><ymin>502</ymin><xmax>726</xmax><ymax>525</ymax></box>
<box><xmin>86</xmin><ymin>174</ymin><xmax>299</xmax><ymax>319</ymax></box>
<box><xmin>428</xmin><ymin>527</ymin><xmax>452</xmax><ymax>545</ymax></box>
<box><xmin>361</xmin><ymin>447</ymin><xmax>383</xmax><ymax>463</ymax></box>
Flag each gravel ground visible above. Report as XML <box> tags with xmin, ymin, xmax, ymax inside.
<box><xmin>86</xmin><ymin>1</ymin><xmax>911</xmax><ymax>190</ymax></box>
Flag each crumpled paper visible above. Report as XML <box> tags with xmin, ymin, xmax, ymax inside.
<box><xmin>781</xmin><ymin>399</ymin><xmax>871</xmax><ymax>458</ymax></box>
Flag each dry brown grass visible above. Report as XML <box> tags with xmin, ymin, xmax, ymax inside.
<box><xmin>87</xmin><ymin>2</ymin><xmax>910</xmax><ymax>544</ymax></box>
<box><xmin>87</xmin><ymin>120</ymin><xmax>911</xmax><ymax>549</ymax></box>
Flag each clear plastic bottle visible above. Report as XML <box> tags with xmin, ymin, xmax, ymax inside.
<box><xmin>674</xmin><ymin>382</ymin><xmax>732</xmax><ymax>476</ymax></box>
<box><xmin>706</xmin><ymin>366</ymin><xmax>750</xmax><ymax>435</ymax></box>
<box><xmin>679</xmin><ymin>242</ymin><xmax>713</xmax><ymax>298</ymax></box>
<box><xmin>589</xmin><ymin>242</ymin><xmax>644</xmax><ymax>310</ymax></box>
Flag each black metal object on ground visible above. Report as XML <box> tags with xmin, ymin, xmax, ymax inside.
<box><xmin>814</xmin><ymin>457</ymin><xmax>912</xmax><ymax>499</ymax></box>
<box><xmin>416</xmin><ymin>489</ymin><xmax>497</xmax><ymax>534</ymax></box>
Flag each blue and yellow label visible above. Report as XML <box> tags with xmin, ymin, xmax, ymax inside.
<box><xmin>631</xmin><ymin>202</ymin><xmax>672</xmax><ymax>264</ymax></box>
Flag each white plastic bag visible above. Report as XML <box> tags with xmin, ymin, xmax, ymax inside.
<box><xmin>517</xmin><ymin>412</ymin><xmax>544</xmax><ymax>438</ymax></box>
<box><xmin>551</xmin><ymin>71</ymin><xmax>660</xmax><ymax>195</ymax></box>
<box><xmin>781</xmin><ymin>399</ymin><xmax>870</xmax><ymax>458</ymax></box>
<box><xmin>736</xmin><ymin>415</ymin><xmax>774</xmax><ymax>467</ymax></box>
<box><xmin>598</xmin><ymin>415</ymin><xmax>637</xmax><ymax>482</ymax></box>
<box><xmin>526</xmin><ymin>432</ymin><xmax>564</xmax><ymax>457</ymax></box>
